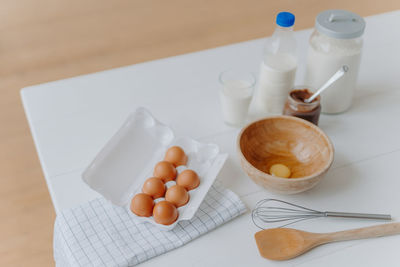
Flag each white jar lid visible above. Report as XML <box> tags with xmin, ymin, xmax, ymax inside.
<box><xmin>315</xmin><ymin>9</ymin><xmax>366</xmax><ymax>39</ymax></box>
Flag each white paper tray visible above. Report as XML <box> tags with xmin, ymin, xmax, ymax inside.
<box><xmin>82</xmin><ymin>107</ymin><xmax>227</xmax><ymax>230</ymax></box>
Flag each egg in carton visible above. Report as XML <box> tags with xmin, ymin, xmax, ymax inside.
<box><xmin>82</xmin><ymin>107</ymin><xmax>228</xmax><ymax>230</ymax></box>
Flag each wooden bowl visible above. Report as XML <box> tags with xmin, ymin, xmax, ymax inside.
<box><xmin>237</xmin><ymin>116</ymin><xmax>334</xmax><ymax>194</ymax></box>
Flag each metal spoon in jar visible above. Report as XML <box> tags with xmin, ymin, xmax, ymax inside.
<box><xmin>305</xmin><ymin>65</ymin><xmax>349</xmax><ymax>103</ymax></box>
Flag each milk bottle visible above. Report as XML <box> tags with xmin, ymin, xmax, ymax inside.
<box><xmin>254</xmin><ymin>12</ymin><xmax>297</xmax><ymax>115</ymax></box>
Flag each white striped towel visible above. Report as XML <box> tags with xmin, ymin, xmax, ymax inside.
<box><xmin>53</xmin><ymin>182</ymin><xmax>246</xmax><ymax>266</ymax></box>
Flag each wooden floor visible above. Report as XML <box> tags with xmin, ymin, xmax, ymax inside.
<box><xmin>1</xmin><ymin>0</ymin><xmax>399</xmax><ymax>266</ymax></box>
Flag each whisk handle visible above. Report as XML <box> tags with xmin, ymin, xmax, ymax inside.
<box><xmin>325</xmin><ymin>211</ymin><xmax>392</xmax><ymax>220</ymax></box>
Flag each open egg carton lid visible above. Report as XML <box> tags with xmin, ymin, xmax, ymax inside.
<box><xmin>82</xmin><ymin>107</ymin><xmax>228</xmax><ymax>230</ymax></box>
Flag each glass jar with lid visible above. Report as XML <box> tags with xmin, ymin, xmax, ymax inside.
<box><xmin>305</xmin><ymin>10</ymin><xmax>366</xmax><ymax>114</ymax></box>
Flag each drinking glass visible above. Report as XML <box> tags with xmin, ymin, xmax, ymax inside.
<box><xmin>219</xmin><ymin>69</ymin><xmax>256</xmax><ymax>127</ymax></box>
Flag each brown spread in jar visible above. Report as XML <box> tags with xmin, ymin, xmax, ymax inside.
<box><xmin>283</xmin><ymin>88</ymin><xmax>321</xmax><ymax>125</ymax></box>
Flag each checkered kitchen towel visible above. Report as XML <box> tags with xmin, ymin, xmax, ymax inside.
<box><xmin>53</xmin><ymin>182</ymin><xmax>246</xmax><ymax>267</ymax></box>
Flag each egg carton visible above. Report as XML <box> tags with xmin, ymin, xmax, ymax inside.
<box><xmin>82</xmin><ymin>107</ymin><xmax>228</xmax><ymax>230</ymax></box>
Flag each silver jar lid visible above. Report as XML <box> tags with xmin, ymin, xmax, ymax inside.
<box><xmin>315</xmin><ymin>9</ymin><xmax>366</xmax><ymax>39</ymax></box>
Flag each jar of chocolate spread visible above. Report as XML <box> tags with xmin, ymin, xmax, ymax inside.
<box><xmin>283</xmin><ymin>87</ymin><xmax>321</xmax><ymax>125</ymax></box>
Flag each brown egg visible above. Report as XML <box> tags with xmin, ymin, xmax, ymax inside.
<box><xmin>153</xmin><ymin>161</ymin><xmax>177</xmax><ymax>183</ymax></box>
<box><xmin>176</xmin><ymin>169</ymin><xmax>200</xmax><ymax>190</ymax></box>
<box><xmin>142</xmin><ymin>177</ymin><xmax>166</xmax><ymax>199</ymax></box>
<box><xmin>153</xmin><ymin>201</ymin><xmax>179</xmax><ymax>225</ymax></box>
<box><xmin>164</xmin><ymin>146</ymin><xmax>188</xmax><ymax>167</ymax></box>
<box><xmin>130</xmin><ymin>193</ymin><xmax>154</xmax><ymax>217</ymax></box>
<box><xmin>165</xmin><ymin>185</ymin><xmax>189</xmax><ymax>207</ymax></box>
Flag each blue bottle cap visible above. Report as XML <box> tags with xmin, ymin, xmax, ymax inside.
<box><xmin>276</xmin><ymin>12</ymin><xmax>295</xmax><ymax>27</ymax></box>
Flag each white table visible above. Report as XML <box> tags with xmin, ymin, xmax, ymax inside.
<box><xmin>22</xmin><ymin>10</ymin><xmax>400</xmax><ymax>266</ymax></box>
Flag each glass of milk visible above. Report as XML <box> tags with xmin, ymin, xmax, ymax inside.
<box><xmin>219</xmin><ymin>69</ymin><xmax>256</xmax><ymax>127</ymax></box>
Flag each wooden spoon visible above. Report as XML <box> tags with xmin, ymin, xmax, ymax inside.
<box><xmin>255</xmin><ymin>223</ymin><xmax>400</xmax><ymax>261</ymax></box>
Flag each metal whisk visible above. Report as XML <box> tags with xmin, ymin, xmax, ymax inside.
<box><xmin>252</xmin><ymin>199</ymin><xmax>392</xmax><ymax>229</ymax></box>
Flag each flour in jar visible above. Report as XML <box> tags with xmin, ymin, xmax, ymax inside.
<box><xmin>305</xmin><ymin>47</ymin><xmax>361</xmax><ymax>114</ymax></box>
<box><xmin>305</xmin><ymin>10</ymin><xmax>365</xmax><ymax>114</ymax></box>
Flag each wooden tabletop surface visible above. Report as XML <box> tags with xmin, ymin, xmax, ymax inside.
<box><xmin>1</xmin><ymin>1</ymin><xmax>399</xmax><ymax>266</ymax></box>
